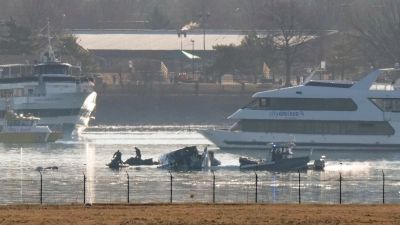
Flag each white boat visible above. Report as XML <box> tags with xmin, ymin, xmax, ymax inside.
<box><xmin>0</xmin><ymin>23</ymin><xmax>96</xmax><ymax>136</ymax></box>
<box><xmin>199</xmin><ymin>68</ymin><xmax>400</xmax><ymax>150</ymax></box>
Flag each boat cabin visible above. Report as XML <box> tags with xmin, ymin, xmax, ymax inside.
<box><xmin>3</xmin><ymin>110</ymin><xmax>40</xmax><ymax>132</ymax></box>
<box><xmin>270</xmin><ymin>142</ymin><xmax>294</xmax><ymax>161</ymax></box>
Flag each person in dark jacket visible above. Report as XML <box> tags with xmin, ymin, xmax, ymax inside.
<box><xmin>113</xmin><ymin>150</ymin><xmax>122</xmax><ymax>163</ymax></box>
<box><xmin>135</xmin><ymin>147</ymin><xmax>141</xmax><ymax>160</ymax></box>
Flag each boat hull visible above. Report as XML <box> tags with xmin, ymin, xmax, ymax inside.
<box><xmin>124</xmin><ymin>157</ymin><xmax>155</xmax><ymax>166</ymax></box>
<box><xmin>107</xmin><ymin>157</ymin><xmax>129</xmax><ymax>169</ymax></box>
<box><xmin>240</xmin><ymin>156</ymin><xmax>310</xmax><ymax>171</ymax></box>
<box><xmin>0</xmin><ymin>132</ymin><xmax>63</xmax><ymax>143</ymax></box>
<box><xmin>198</xmin><ymin>129</ymin><xmax>400</xmax><ymax>150</ymax></box>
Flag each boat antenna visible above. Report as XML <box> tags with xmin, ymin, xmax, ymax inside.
<box><xmin>39</xmin><ymin>20</ymin><xmax>57</xmax><ymax>63</ymax></box>
<box><xmin>47</xmin><ymin>22</ymin><xmax>51</xmax><ymax>48</ymax></box>
<box><xmin>46</xmin><ymin>20</ymin><xmax>53</xmax><ymax>56</ymax></box>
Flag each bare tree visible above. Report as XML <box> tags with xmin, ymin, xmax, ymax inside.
<box><xmin>347</xmin><ymin>0</ymin><xmax>400</xmax><ymax>67</ymax></box>
<box><xmin>237</xmin><ymin>0</ymin><xmax>267</xmax><ymax>30</ymax></box>
<box><xmin>146</xmin><ymin>5</ymin><xmax>171</xmax><ymax>29</ymax></box>
<box><xmin>265</xmin><ymin>0</ymin><xmax>323</xmax><ymax>86</ymax></box>
<box><xmin>327</xmin><ymin>35</ymin><xmax>360</xmax><ymax>80</ymax></box>
<box><xmin>17</xmin><ymin>0</ymin><xmax>55</xmax><ymax>31</ymax></box>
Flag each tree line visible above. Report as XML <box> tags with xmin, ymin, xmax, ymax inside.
<box><xmin>0</xmin><ymin>0</ymin><xmax>399</xmax><ymax>82</ymax></box>
<box><xmin>206</xmin><ymin>0</ymin><xmax>400</xmax><ymax>86</ymax></box>
<box><xmin>0</xmin><ymin>0</ymin><xmax>378</xmax><ymax>31</ymax></box>
<box><xmin>0</xmin><ymin>17</ymin><xmax>98</xmax><ymax>73</ymax></box>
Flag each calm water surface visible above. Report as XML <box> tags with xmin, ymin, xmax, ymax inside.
<box><xmin>1</xmin><ymin>126</ymin><xmax>400</xmax><ymax>204</ymax></box>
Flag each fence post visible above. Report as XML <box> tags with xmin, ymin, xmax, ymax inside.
<box><xmin>339</xmin><ymin>172</ymin><xmax>342</xmax><ymax>204</ymax></box>
<box><xmin>254</xmin><ymin>171</ymin><xmax>258</xmax><ymax>203</ymax></box>
<box><xmin>212</xmin><ymin>171</ymin><xmax>215</xmax><ymax>203</ymax></box>
<box><xmin>82</xmin><ymin>172</ymin><xmax>86</xmax><ymax>204</ymax></box>
<box><xmin>39</xmin><ymin>171</ymin><xmax>42</xmax><ymax>204</ymax></box>
<box><xmin>298</xmin><ymin>170</ymin><xmax>301</xmax><ymax>204</ymax></box>
<box><xmin>382</xmin><ymin>170</ymin><xmax>385</xmax><ymax>204</ymax></box>
<box><xmin>169</xmin><ymin>170</ymin><xmax>173</xmax><ymax>203</ymax></box>
<box><xmin>126</xmin><ymin>171</ymin><xmax>130</xmax><ymax>203</ymax></box>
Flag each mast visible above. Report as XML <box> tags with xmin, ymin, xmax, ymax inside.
<box><xmin>39</xmin><ymin>21</ymin><xmax>57</xmax><ymax>63</ymax></box>
<box><xmin>47</xmin><ymin>21</ymin><xmax>52</xmax><ymax>53</ymax></box>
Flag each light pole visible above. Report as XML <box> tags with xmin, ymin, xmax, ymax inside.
<box><xmin>177</xmin><ymin>30</ymin><xmax>186</xmax><ymax>75</ymax></box>
<box><xmin>190</xmin><ymin>39</ymin><xmax>195</xmax><ymax>81</ymax></box>
<box><xmin>395</xmin><ymin>63</ymin><xmax>399</xmax><ymax>87</ymax></box>
<box><xmin>199</xmin><ymin>12</ymin><xmax>210</xmax><ymax>81</ymax></box>
<box><xmin>60</xmin><ymin>14</ymin><xmax>65</xmax><ymax>37</ymax></box>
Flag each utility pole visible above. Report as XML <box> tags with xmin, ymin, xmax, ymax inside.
<box><xmin>199</xmin><ymin>12</ymin><xmax>210</xmax><ymax>81</ymax></box>
<box><xmin>191</xmin><ymin>39</ymin><xmax>195</xmax><ymax>81</ymax></box>
<box><xmin>178</xmin><ymin>30</ymin><xmax>187</xmax><ymax>75</ymax></box>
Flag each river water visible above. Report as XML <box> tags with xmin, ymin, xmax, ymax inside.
<box><xmin>1</xmin><ymin>125</ymin><xmax>400</xmax><ymax>205</ymax></box>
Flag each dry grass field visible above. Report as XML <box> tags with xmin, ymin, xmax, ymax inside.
<box><xmin>1</xmin><ymin>203</ymin><xmax>399</xmax><ymax>225</ymax></box>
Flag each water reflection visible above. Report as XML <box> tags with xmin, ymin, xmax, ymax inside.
<box><xmin>85</xmin><ymin>143</ymin><xmax>95</xmax><ymax>203</ymax></box>
<box><xmin>0</xmin><ymin>130</ymin><xmax>399</xmax><ymax>204</ymax></box>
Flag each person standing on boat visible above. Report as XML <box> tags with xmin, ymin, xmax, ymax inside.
<box><xmin>134</xmin><ymin>147</ymin><xmax>141</xmax><ymax>160</ymax></box>
<box><xmin>113</xmin><ymin>150</ymin><xmax>122</xmax><ymax>163</ymax></box>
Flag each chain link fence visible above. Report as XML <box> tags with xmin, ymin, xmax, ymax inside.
<box><xmin>1</xmin><ymin>170</ymin><xmax>399</xmax><ymax>205</ymax></box>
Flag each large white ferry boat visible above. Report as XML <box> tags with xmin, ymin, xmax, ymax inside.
<box><xmin>0</xmin><ymin>24</ymin><xmax>96</xmax><ymax>136</ymax></box>
<box><xmin>199</xmin><ymin>68</ymin><xmax>400</xmax><ymax>150</ymax></box>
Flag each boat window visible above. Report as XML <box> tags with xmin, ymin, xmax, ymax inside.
<box><xmin>282</xmin><ymin>148</ymin><xmax>291</xmax><ymax>154</ymax></box>
<box><xmin>46</xmin><ymin>66</ymin><xmax>67</xmax><ymax>74</ymax></box>
<box><xmin>0</xmin><ymin>90</ymin><xmax>13</xmax><ymax>98</ymax></box>
<box><xmin>244</xmin><ymin>98</ymin><xmax>357</xmax><ymax>111</ymax></box>
<box><xmin>9</xmin><ymin>66</ymin><xmax>26</xmax><ymax>77</ymax></box>
<box><xmin>13</xmin><ymin>108</ymin><xmax>81</xmax><ymax>117</ymax></box>
<box><xmin>10</xmin><ymin>120</ymin><xmax>20</xmax><ymax>126</ymax></box>
<box><xmin>42</xmin><ymin>76</ymin><xmax>76</xmax><ymax>82</ymax></box>
<box><xmin>7</xmin><ymin>121</ymin><xmax>13</xmax><ymax>126</ymax></box>
<box><xmin>370</xmin><ymin>70</ymin><xmax>400</xmax><ymax>90</ymax></box>
<box><xmin>241</xmin><ymin>119</ymin><xmax>395</xmax><ymax>135</ymax></box>
<box><xmin>268</xmin><ymin>98</ymin><xmax>357</xmax><ymax>111</ymax></box>
<box><xmin>20</xmin><ymin>120</ymin><xmax>33</xmax><ymax>126</ymax></box>
<box><xmin>0</xmin><ymin>77</ymin><xmax>38</xmax><ymax>84</ymax></box>
<box><xmin>243</xmin><ymin>98</ymin><xmax>271</xmax><ymax>109</ymax></box>
<box><xmin>229</xmin><ymin>121</ymin><xmax>242</xmax><ymax>131</ymax></box>
<box><xmin>35</xmin><ymin>66</ymin><xmax>43</xmax><ymax>74</ymax></box>
<box><xmin>13</xmin><ymin>89</ymin><xmax>23</xmax><ymax>97</ymax></box>
<box><xmin>34</xmin><ymin>65</ymin><xmax>69</xmax><ymax>75</ymax></box>
<box><xmin>259</xmin><ymin>98</ymin><xmax>270</xmax><ymax>108</ymax></box>
<box><xmin>305</xmin><ymin>81</ymin><xmax>354</xmax><ymax>88</ymax></box>
<box><xmin>244</xmin><ymin>99</ymin><xmax>259</xmax><ymax>109</ymax></box>
<box><xmin>369</xmin><ymin>98</ymin><xmax>400</xmax><ymax>112</ymax></box>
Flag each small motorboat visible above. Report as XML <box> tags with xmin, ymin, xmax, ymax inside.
<box><xmin>124</xmin><ymin>157</ymin><xmax>158</xmax><ymax>166</ymax></box>
<box><xmin>158</xmin><ymin>146</ymin><xmax>220</xmax><ymax>171</ymax></box>
<box><xmin>106</xmin><ymin>157</ymin><xmax>129</xmax><ymax>169</ymax></box>
<box><xmin>239</xmin><ymin>142</ymin><xmax>310</xmax><ymax>171</ymax></box>
<box><xmin>308</xmin><ymin>155</ymin><xmax>326</xmax><ymax>170</ymax></box>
